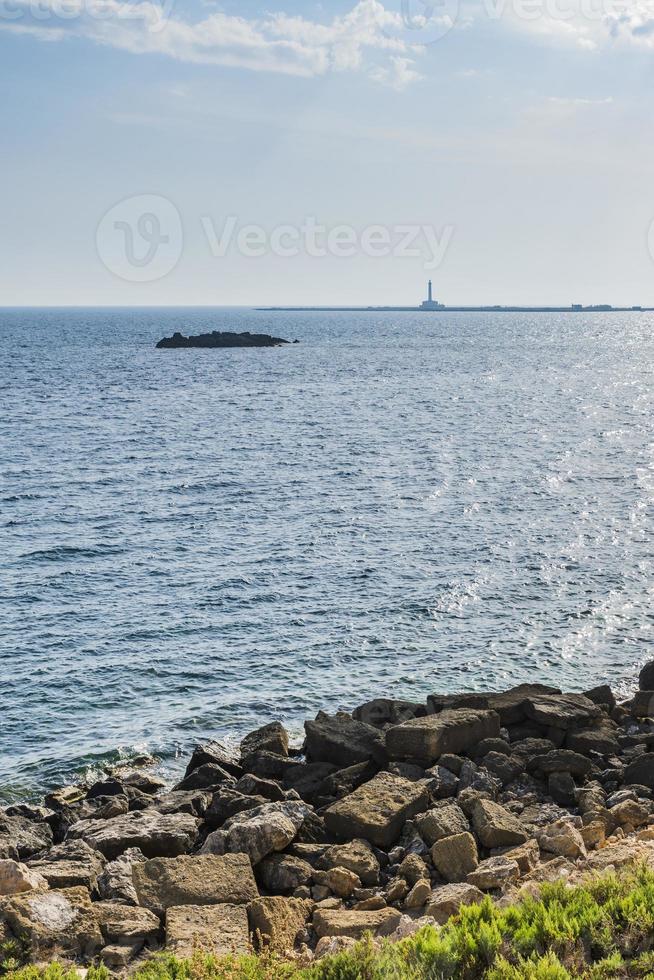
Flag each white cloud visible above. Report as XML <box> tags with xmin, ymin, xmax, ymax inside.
<box><xmin>0</xmin><ymin>0</ymin><xmax>423</xmax><ymax>85</ymax></box>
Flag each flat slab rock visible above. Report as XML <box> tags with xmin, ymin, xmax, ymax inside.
<box><xmin>304</xmin><ymin>712</ymin><xmax>384</xmax><ymax>767</ymax></box>
<box><xmin>68</xmin><ymin>811</ymin><xmax>199</xmax><ymax>860</ymax></box>
<box><xmin>313</xmin><ymin>907</ymin><xmax>402</xmax><ymax>939</ymax></box>
<box><xmin>324</xmin><ymin>773</ymin><xmax>429</xmax><ymax>849</ymax></box>
<box><xmin>166</xmin><ymin>904</ymin><xmax>250</xmax><ymax>958</ymax></box>
<box><xmin>133</xmin><ymin>853</ymin><xmax>258</xmax><ymax>914</ymax></box>
<box><xmin>385</xmin><ymin>709</ymin><xmax>500</xmax><ymax>765</ymax></box>
<box><xmin>524</xmin><ymin>693</ymin><xmax>601</xmax><ymax>729</ymax></box>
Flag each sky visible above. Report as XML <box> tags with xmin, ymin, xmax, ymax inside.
<box><xmin>2</xmin><ymin>0</ymin><xmax>654</xmax><ymax>305</ymax></box>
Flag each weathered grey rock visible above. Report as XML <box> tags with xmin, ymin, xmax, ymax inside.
<box><xmin>94</xmin><ymin>901</ymin><xmax>160</xmax><ymax>944</ymax></box>
<box><xmin>324</xmin><ymin>773</ymin><xmax>429</xmax><ymax>849</ymax></box>
<box><xmin>166</xmin><ymin>903</ymin><xmax>250</xmax><ymax>958</ymax></box>
<box><xmin>101</xmin><ymin>943</ymin><xmax>142</xmax><ymax>968</ymax></box>
<box><xmin>133</xmin><ymin>853</ymin><xmax>258</xmax><ymax>914</ymax></box>
<box><xmin>426</xmin><ymin>694</ymin><xmax>490</xmax><ymax>714</ymax></box>
<box><xmin>480</xmin><ymin>752</ymin><xmax>524</xmax><ymax>786</ymax></box>
<box><xmin>548</xmin><ymin>772</ymin><xmax>577</xmax><ymax>807</ymax></box>
<box><xmin>204</xmin><ymin>789</ymin><xmax>268</xmax><ymax>829</ymax></box>
<box><xmin>0</xmin><ymin>815</ymin><xmax>53</xmax><ymax>861</ymax></box>
<box><xmin>639</xmin><ymin>662</ymin><xmax>654</xmax><ymax>692</ymax></box>
<box><xmin>312</xmin><ymin>907</ymin><xmax>402</xmax><ymax>939</ymax></box>
<box><xmin>241</xmin><ymin>722</ymin><xmax>289</xmax><ymax>761</ymax></box>
<box><xmin>317</xmin><ymin>839</ymin><xmax>380</xmax><ymax>886</ymax></box>
<box><xmin>584</xmin><ymin>685</ymin><xmax>616</xmax><ymax>711</ymax></box>
<box><xmin>425</xmin><ymin>882</ymin><xmax>484</xmax><ymax>924</ymax></box>
<box><xmin>0</xmin><ymin>886</ymin><xmax>102</xmax><ymax>959</ymax></box>
<box><xmin>416</xmin><ymin>802</ymin><xmax>469</xmax><ymax>846</ymax></box>
<box><xmin>624</xmin><ymin>755</ymin><xmax>654</xmax><ymax>790</ymax></box>
<box><xmin>353</xmin><ymin>699</ymin><xmax>426</xmax><ymax>728</ymax></box>
<box><xmin>241</xmin><ymin>752</ymin><xmax>302</xmax><ymax>781</ymax></box>
<box><xmin>201</xmin><ymin>801</ymin><xmax>310</xmax><ymax>865</ymax></box>
<box><xmin>27</xmin><ymin>840</ymin><xmax>105</xmax><ymax>891</ymax></box>
<box><xmin>431</xmin><ymin>832</ymin><xmax>478</xmax><ymax>883</ymax></box>
<box><xmin>566</xmin><ymin>723</ymin><xmax>619</xmax><ymax>757</ymax></box>
<box><xmin>458</xmin><ymin>760</ymin><xmax>502</xmax><ymax>797</ymax></box>
<box><xmin>97</xmin><ymin>848</ymin><xmax>146</xmax><ymax>905</ymax></box>
<box><xmin>499</xmin><ymin>839</ymin><xmax>540</xmax><ymax>874</ymax></box>
<box><xmin>423</xmin><ymin>765</ymin><xmax>459</xmax><ymax>799</ymax></box>
<box><xmin>68</xmin><ymin>810</ymin><xmax>199</xmax><ymax>860</ymax></box>
<box><xmin>258</xmin><ymin>853</ymin><xmax>314</xmax><ymax>894</ymax></box>
<box><xmin>151</xmin><ymin>790</ymin><xmax>212</xmax><ymax>817</ymax></box>
<box><xmin>0</xmin><ymin>860</ymin><xmax>48</xmax><ymax>896</ymax></box>
<box><xmin>282</xmin><ymin>763</ymin><xmax>337</xmax><ymax>802</ymax></box>
<box><xmin>466</xmin><ymin>856</ymin><xmax>520</xmax><ymax>890</ymax></box>
<box><xmin>471</xmin><ymin>799</ymin><xmax>529</xmax><ymax>848</ymax></box>
<box><xmin>524</xmin><ymin>694</ymin><xmax>601</xmax><ymax>730</ymax></box>
<box><xmin>485</xmin><ymin>685</ymin><xmax>561</xmax><ymax>726</ymax></box>
<box><xmin>235</xmin><ymin>774</ymin><xmax>286</xmax><ymax>802</ymax></box>
<box><xmin>304</xmin><ymin>712</ymin><xmax>384</xmax><ymax>768</ymax></box>
<box><xmin>184</xmin><ymin>741</ymin><xmax>243</xmax><ymax>780</ymax></box>
<box><xmin>174</xmin><ymin>763</ymin><xmax>235</xmax><ymax>792</ymax></box>
<box><xmin>527</xmin><ymin>750</ymin><xmax>594</xmax><ymax>777</ymax></box>
<box><xmin>248</xmin><ymin>896</ymin><xmax>312</xmax><ymax>952</ymax></box>
<box><xmin>385</xmin><ymin>709</ymin><xmax>500</xmax><ymax>766</ymax></box>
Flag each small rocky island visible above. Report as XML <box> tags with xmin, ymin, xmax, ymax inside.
<box><xmin>4</xmin><ymin>665</ymin><xmax>654</xmax><ymax>970</ymax></box>
<box><xmin>156</xmin><ymin>330</ymin><xmax>295</xmax><ymax>349</ymax></box>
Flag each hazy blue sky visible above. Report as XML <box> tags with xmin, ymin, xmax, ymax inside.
<box><xmin>2</xmin><ymin>0</ymin><xmax>654</xmax><ymax>305</ymax></box>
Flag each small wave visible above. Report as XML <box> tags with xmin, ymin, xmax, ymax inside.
<box><xmin>20</xmin><ymin>544</ymin><xmax>124</xmax><ymax>563</ymax></box>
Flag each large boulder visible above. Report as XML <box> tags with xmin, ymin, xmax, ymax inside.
<box><xmin>566</xmin><ymin>723</ymin><xmax>619</xmax><ymax>757</ymax></box>
<box><xmin>94</xmin><ymin>901</ymin><xmax>160</xmax><ymax>945</ymax></box>
<box><xmin>485</xmin><ymin>685</ymin><xmax>561</xmax><ymax>726</ymax></box>
<box><xmin>317</xmin><ymin>839</ymin><xmax>380</xmax><ymax>886</ymax></box>
<box><xmin>0</xmin><ymin>815</ymin><xmax>53</xmax><ymax>861</ymax></box>
<box><xmin>524</xmin><ymin>694</ymin><xmax>601</xmax><ymax>730</ymax></box>
<box><xmin>201</xmin><ymin>801</ymin><xmax>310</xmax><ymax>865</ymax></box>
<box><xmin>0</xmin><ymin>886</ymin><xmax>102</xmax><ymax>959</ymax></box>
<box><xmin>68</xmin><ymin>811</ymin><xmax>199</xmax><ymax>860</ymax></box>
<box><xmin>353</xmin><ymin>699</ymin><xmax>426</xmax><ymax>728</ymax></box>
<box><xmin>184</xmin><ymin>741</ymin><xmax>243</xmax><ymax>780</ymax></box>
<box><xmin>430</xmin><ymin>833</ymin><xmax>478</xmax><ymax>883</ymax></box>
<box><xmin>313</xmin><ymin>907</ymin><xmax>402</xmax><ymax>939</ymax></box>
<box><xmin>466</xmin><ymin>855</ymin><xmax>520</xmax><ymax>891</ymax></box>
<box><xmin>304</xmin><ymin>712</ymin><xmax>384</xmax><ymax>768</ymax></box>
<box><xmin>166</xmin><ymin>904</ymin><xmax>249</xmax><ymax>958</ymax></box>
<box><xmin>415</xmin><ymin>802</ymin><xmax>469</xmax><ymax>846</ymax></box>
<box><xmin>471</xmin><ymin>799</ymin><xmax>529</xmax><ymax>849</ymax></box>
<box><xmin>248</xmin><ymin>896</ymin><xmax>312</xmax><ymax>952</ymax></box>
<box><xmin>385</xmin><ymin>710</ymin><xmax>500</xmax><ymax>765</ymax></box>
<box><xmin>624</xmin><ymin>755</ymin><xmax>654</xmax><ymax>790</ymax></box>
<box><xmin>526</xmin><ymin>750</ymin><xmax>594</xmax><ymax>778</ymax></box>
<box><xmin>324</xmin><ymin>773</ymin><xmax>429</xmax><ymax>848</ymax></box>
<box><xmin>97</xmin><ymin>848</ymin><xmax>145</xmax><ymax>905</ymax></box>
<box><xmin>27</xmin><ymin>840</ymin><xmax>105</xmax><ymax>891</ymax></box>
<box><xmin>258</xmin><ymin>853</ymin><xmax>314</xmax><ymax>894</ymax></box>
<box><xmin>425</xmin><ymin>882</ymin><xmax>484</xmax><ymax>924</ymax></box>
<box><xmin>639</xmin><ymin>661</ymin><xmax>654</xmax><ymax>691</ymax></box>
<box><xmin>174</xmin><ymin>763</ymin><xmax>234</xmax><ymax>792</ymax></box>
<box><xmin>241</xmin><ymin>722</ymin><xmax>289</xmax><ymax>761</ymax></box>
<box><xmin>133</xmin><ymin>854</ymin><xmax>258</xmax><ymax>914</ymax></box>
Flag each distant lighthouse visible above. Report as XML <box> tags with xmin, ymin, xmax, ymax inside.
<box><xmin>420</xmin><ymin>279</ymin><xmax>443</xmax><ymax>310</ymax></box>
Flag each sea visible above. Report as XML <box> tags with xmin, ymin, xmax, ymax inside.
<box><xmin>1</xmin><ymin>307</ymin><xmax>653</xmax><ymax>801</ymax></box>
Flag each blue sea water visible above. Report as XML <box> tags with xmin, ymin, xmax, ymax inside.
<box><xmin>1</xmin><ymin>307</ymin><xmax>653</xmax><ymax>801</ymax></box>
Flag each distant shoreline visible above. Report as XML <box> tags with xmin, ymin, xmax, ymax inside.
<box><xmin>257</xmin><ymin>305</ymin><xmax>654</xmax><ymax>313</ymax></box>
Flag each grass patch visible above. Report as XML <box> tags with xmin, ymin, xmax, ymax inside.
<box><xmin>5</xmin><ymin>867</ymin><xmax>654</xmax><ymax>979</ymax></box>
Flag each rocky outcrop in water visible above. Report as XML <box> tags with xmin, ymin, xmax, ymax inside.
<box><xmin>155</xmin><ymin>331</ymin><xmax>295</xmax><ymax>349</ymax></box>
<box><xmin>4</xmin><ymin>667</ymin><xmax>654</xmax><ymax>969</ymax></box>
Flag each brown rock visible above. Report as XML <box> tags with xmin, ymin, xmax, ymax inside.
<box><xmin>416</xmin><ymin>802</ymin><xmax>469</xmax><ymax>845</ymax></box>
<box><xmin>425</xmin><ymin>882</ymin><xmax>484</xmax><ymax>924</ymax></box>
<box><xmin>0</xmin><ymin>886</ymin><xmax>102</xmax><ymax>960</ymax></box>
<box><xmin>318</xmin><ymin>839</ymin><xmax>380</xmax><ymax>886</ymax></box>
<box><xmin>472</xmin><ymin>799</ymin><xmax>529</xmax><ymax>849</ymax></box>
<box><xmin>313</xmin><ymin>907</ymin><xmax>402</xmax><ymax>939</ymax></box>
<box><xmin>430</xmin><ymin>833</ymin><xmax>478</xmax><ymax>883</ymax></box>
<box><xmin>324</xmin><ymin>773</ymin><xmax>428</xmax><ymax>849</ymax></box>
<box><xmin>166</xmin><ymin>904</ymin><xmax>249</xmax><ymax>958</ymax></box>
<box><xmin>133</xmin><ymin>854</ymin><xmax>258</xmax><ymax>914</ymax></box>
<box><xmin>385</xmin><ymin>709</ymin><xmax>500</xmax><ymax>765</ymax></box>
<box><xmin>248</xmin><ymin>896</ymin><xmax>312</xmax><ymax>952</ymax></box>
<box><xmin>68</xmin><ymin>810</ymin><xmax>198</xmax><ymax>860</ymax></box>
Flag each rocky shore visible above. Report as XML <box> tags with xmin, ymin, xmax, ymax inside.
<box><xmin>5</xmin><ymin>665</ymin><xmax>654</xmax><ymax>971</ymax></box>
